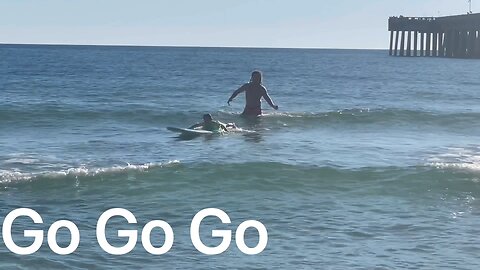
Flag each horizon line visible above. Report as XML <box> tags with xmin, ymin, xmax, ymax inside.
<box><xmin>0</xmin><ymin>42</ymin><xmax>387</xmax><ymax>51</ymax></box>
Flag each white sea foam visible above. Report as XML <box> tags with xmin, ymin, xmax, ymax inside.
<box><xmin>428</xmin><ymin>162</ymin><xmax>480</xmax><ymax>171</ymax></box>
<box><xmin>426</xmin><ymin>146</ymin><xmax>480</xmax><ymax>172</ymax></box>
<box><xmin>0</xmin><ymin>160</ymin><xmax>180</xmax><ymax>184</ymax></box>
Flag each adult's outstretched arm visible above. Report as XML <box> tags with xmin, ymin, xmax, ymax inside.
<box><xmin>228</xmin><ymin>84</ymin><xmax>247</xmax><ymax>105</ymax></box>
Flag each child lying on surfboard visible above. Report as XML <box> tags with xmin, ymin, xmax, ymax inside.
<box><xmin>189</xmin><ymin>114</ymin><xmax>237</xmax><ymax>132</ymax></box>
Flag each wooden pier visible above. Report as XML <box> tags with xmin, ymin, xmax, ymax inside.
<box><xmin>388</xmin><ymin>13</ymin><xmax>480</xmax><ymax>58</ymax></box>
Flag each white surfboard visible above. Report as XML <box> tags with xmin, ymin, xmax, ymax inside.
<box><xmin>167</xmin><ymin>127</ymin><xmax>214</xmax><ymax>135</ymax></box>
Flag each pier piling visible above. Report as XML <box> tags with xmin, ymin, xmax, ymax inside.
<box><xmin>426</xmin><ymin>33</ymin><xmax>431</xmax><ymax>56</ymax></box>
<box><xmin>413</xmin><ymin>31</ymin><xmax>418</xmax><ymax>56</ymax></box>
<box><xmin>407</xmin><ymin>31</ymin><xmax>412</xmax><ymax>56</ymax></box>
<box><xmin>394</xmin><ymin>31</ymin><xmax>399</xmax><ymax>56</ymax></box>
<box><xmin>389</xmin><ymin>31</ymin><xmax>394</xmax><ymax>55</ymax></box>
<box><xmin>400</xmin><ymin>31</ymin><xmax>405</xmax><ymax>56</ymax></box>
<box><xmin>420</xmin><ymin>33</ymin><xmax>425</xmax><ymax>56</ymax></box>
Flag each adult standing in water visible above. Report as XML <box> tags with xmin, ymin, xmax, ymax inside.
<box><xmin>227</xmin><ymin>71</ymin><xmax>279</xmax><ymax>117</ymax></box>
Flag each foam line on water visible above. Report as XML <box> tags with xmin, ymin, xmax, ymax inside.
<box><xmin>426</xmin><ymin>146</ymin><xmax>480</xmax><ymax>172</ymax></box>
<box><xmin>0</xmin><ymin>160</ymin><xmax>180</xmax><ymax>184</ymax></box>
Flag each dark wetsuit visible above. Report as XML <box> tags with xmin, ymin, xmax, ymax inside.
<box><xmin>230</xmin><ymin>83</ymin><xmax>276</xmax><ymax>117</ymax></box>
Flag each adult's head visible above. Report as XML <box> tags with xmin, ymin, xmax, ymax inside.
<box><xmin>250</xmin><ymin>70</ymin><xmax>263</xmax><ymax>85</ymax></box>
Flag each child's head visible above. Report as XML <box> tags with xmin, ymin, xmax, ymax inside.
<box><xmin>250</xmin><ymin>70</ymin><xmax>262</xmax><ymax>84</ymax></box>
<box><xmin>203</xmin><ymin>113</ymin><xmax>213</xmax><ymax>122</ymax></box>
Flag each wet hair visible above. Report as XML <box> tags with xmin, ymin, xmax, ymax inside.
<box><xmin>250</xmin><ymin>70</ymin><xmax>262</xmax><ymax>84</ymax></box>
<box><xmin>203</xmin><ymin>113</ymin><xmax>213</xmax><ymax>121</ymax></box>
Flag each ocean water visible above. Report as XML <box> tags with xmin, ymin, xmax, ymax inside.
<box><xmin>1</xmin><ymin>44</ymin><xmax>480</xmax><ymax>269</ymax></box>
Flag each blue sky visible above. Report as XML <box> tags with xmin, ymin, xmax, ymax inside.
<box><xmin>0</xmin><ymin>0</ymin><xmax>473</xmax><ymax>49</ymax></box>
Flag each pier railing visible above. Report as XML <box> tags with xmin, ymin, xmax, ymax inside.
<box><xmin>388</xmin><ymin>13</ymin><xmax>480</xmax><ymax>58</ymax></box>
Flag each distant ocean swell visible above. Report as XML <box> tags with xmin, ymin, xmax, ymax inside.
<box><xmin>1</xmin><ymin>106</ymin><xmax>479</xmax><ymax>129</ymax></box>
